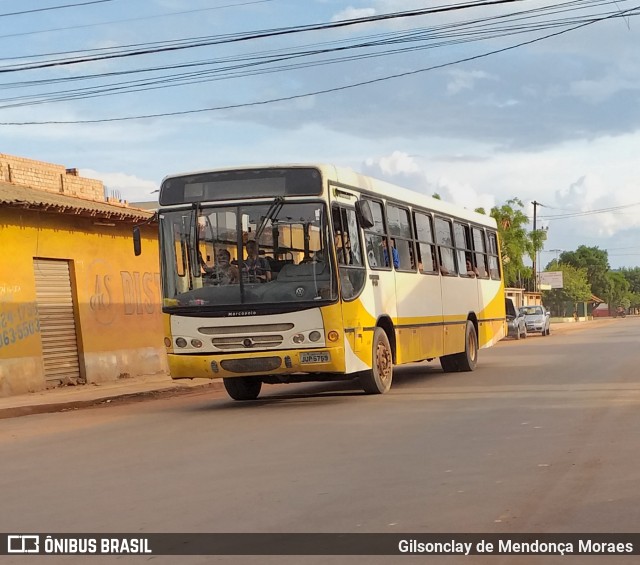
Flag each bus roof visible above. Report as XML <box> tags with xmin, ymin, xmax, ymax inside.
<box><xmin>161</xmin><ymin>163</ymin><xmax>497</xmax><ymax>228</ymax></box>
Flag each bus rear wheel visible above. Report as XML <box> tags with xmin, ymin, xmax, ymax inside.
<box><xmin>359</xmin><ymin>327</ymin><xmax>393</xmax><ymax>394</ymax></box>
<box><xmin>440</xmin><ymin>320</ymin><xmax>478</xmax><ymax>373</ymax></box>
<box><xmin>223</xmin><ymin>376</ymin><xmax>262</xmax><ymax>401</ymax></box>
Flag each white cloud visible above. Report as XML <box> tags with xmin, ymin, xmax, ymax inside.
<box><xmin>81</xmin><ymin>169</ymin><xmax>158</xmax><ymax>203</ymax></box>
<box><xmin>553</xmin><ymin>173</ymin><xmax>640</xmax><ymax>238</ymax></box>
<box><xmin>362</xmin><ymin>150</ymin><xmax>495</xmax><ymax>212</ymax></box>
<box><xmin>446</xmin><ymin>70</ymin><xmax>493</xmax><ymax>95</ymax></box>
<box><xmin>366</xmin><ymin>150</ymin><xmax>420</xmax><ymax>175</ymax></box>
<box><xmin>556</xmin><ymin>174</ymin><xmax>607</xmax><ymax>209</ymax></box>
<box><xmin>356</xmin><ymin>130</ymin><xmax>640</xmax><ymax>268</ymax></box>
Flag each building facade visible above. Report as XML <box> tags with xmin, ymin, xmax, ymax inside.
<box><xmin>0</xmin><ymin>153</ymin><xmax>167</xmax><ymax>397</ymax></box>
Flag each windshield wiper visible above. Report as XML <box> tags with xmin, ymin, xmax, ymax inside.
<box><xmin>255</xmin><ymin>196</ymin><xmax>284</xmax><ymax>242</ymax></box>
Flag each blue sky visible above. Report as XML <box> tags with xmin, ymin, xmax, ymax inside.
<box><xmin>2</xmin><ymin>0</ymin><xmax>640</xmax><ymax>268</ymax></box>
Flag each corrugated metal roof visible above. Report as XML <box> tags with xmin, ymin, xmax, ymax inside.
<box><xmin>0</xmin><ymin>181</ymin><xmax>153</xmax><ymax>221</ymax></box>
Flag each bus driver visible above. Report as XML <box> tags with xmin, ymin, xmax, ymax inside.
<box><xmin>242</xmin><ymin>240</ymin><xmax>272</xmax><ymax>283</ymax></box>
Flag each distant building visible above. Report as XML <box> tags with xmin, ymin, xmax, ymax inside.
<box><xmin>504</xmin><ymin>288</ymin><xmax>542</xmax><ymax>309</ymax></box>
<box><xmin>0</xmin><ymin>153</ymin><xmax>167</xmax><ymax>397</ymax></box>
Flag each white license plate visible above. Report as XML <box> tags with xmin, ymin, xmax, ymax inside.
<box><xmin>300</xmin><ymin>351</ymin><xmax>331</xmax><ymax>364</ymax></box>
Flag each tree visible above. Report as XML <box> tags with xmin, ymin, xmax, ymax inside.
<box><xmin>618</xmin><ymin>267</ymin><xmax>640</xmax><ymax>312</ymax></box>
<box><xmin>490</xmin><ymin>198</ymin><xmax>534</xmax><ymax>288</ymax></box>
<box><xmin>619</xmin><ymin>267</ymin><xmax>640</xmax><ymax>293</ymax></box>
<box><xmin>559</xmin><ymin>246</ymin><xmax>610</xmax><ymax>299</ymax></box>
<box><xmin>603</xmin><ymin>271</ymin><xmax>630</xmax><ymax>313</ymax></box>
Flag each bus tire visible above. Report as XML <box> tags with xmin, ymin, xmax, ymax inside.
<box><xmin>359</xmin><ymin>327</ymin><xmax>393</xmax><ymax>394</ymax></box>
<box><xmin>223</xmin><ymin>376</ymin><xmax>262</xmax><ymax>401</ymax></box>
<box><xmin>440</xmin><ymin>320</ymin><xmax>478</xmax><ymax>373</ymax></box>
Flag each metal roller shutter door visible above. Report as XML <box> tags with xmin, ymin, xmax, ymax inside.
<box><xmin>33</xmin><ymin>259</ymin><xmax>82</xmax><ymax>384</ymax></box>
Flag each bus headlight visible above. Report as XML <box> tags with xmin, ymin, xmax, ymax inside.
<box><xmin>309</xmin><ymin>331</ymin><xmax>322</xmax><ymax>342</ymax></box>
<box><xmin>191</xmin><ymin>339</ymin><xmax>203</xmax><ymax>348</ymax></box>
<box><xmin>175</xmin><ymin>337</ymin><xmax>187</xmax><ymax>348</ymax></box>
<box><xmin>292</xmin><ymin>333</ymin><xmax>305</xmax><ymax>344</ymax></box>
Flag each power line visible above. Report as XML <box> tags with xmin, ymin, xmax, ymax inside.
<box><xmin>0</xmin><ymin>0</ymin><xmax>532</xmax><ymax>73</ymax></box>
<box><xmin>1</xmin><ymin>0</ymin><xmax>616</xmax><ymax>63</ymax></box>
<box><xmin>1</xmin><ymin>2</ymin><xmax>637</xmax><ymax>112</ymax></box>
<box><xmin>0</xmin><ymin>0</ymin><xmax>275</xmax><ymax>41</ymax></box>
<box><xmin>537</xmin><ymin>201</ymin><xmax>640</xmax><ymax>220</ymax></box>
<box><xmin>2</xmin><ymin>1</ymin><xmax>637</xmax><ymax>125</ymax></box>
<box><xmin>2</xmin><ymin>1</ymin><xmax>634</xmax><ymax>109</ymax></box>
<box><xmin>0</xmin><ymin>0</ymin><xmax>114</xmax><ymax>18</ymax></box>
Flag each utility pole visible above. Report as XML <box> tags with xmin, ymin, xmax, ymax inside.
<box><xmin>532</xmin><ymin>200</ymin><xmax>539</xmax><ymax>292</ymax></box>
<box><xmin>549</xmin><ymin>248</ymin><xmax>562</xmax><ymax>263</ymax></box>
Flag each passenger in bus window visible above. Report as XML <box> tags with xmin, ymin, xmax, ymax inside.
<box><xmin>383</xmin><ymin>238</ymin><xmax>400</xmax><ymax>268</ymax></box>
<box><xmin>438</xmin><ymin>249</ymin><xmax>450</xmax><ymax>275</ymax></box>
<box><xmin>466</xmin><ymin>257</ymin><xmax>479</xmax><ymax>277</ymax></box>
<box><xmin>214</xmin><ymin>249</ymin><xmax>239</xmax><ymax>284</ymax></box>
<box><xmin>242</xmin><ymin>240</ymin><xmax>272</xmax><ymax>283</ymax></box>
<box><xmin>391</xmin><ymin>239</ymin><xmax>400</xmax><ymax>268</ymax></box>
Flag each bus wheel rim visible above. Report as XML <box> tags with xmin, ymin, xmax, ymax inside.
<box><xmin>376</xmin><ymin>342</ymin><xmax>392</xmax><ymax>382</ymax></box>
<box><xmin>468</xmin><ymin>330</ymin><xmax>477</xmax><ymax>361</ymax></box>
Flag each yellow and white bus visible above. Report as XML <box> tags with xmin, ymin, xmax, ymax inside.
<box><xmin>143</xmin><ymin>164</ymin><xmax>505</xmax><ymax>400</ymax></box>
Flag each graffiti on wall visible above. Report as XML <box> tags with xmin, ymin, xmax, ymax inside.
<box><xmin>121</xmin><ymin>271</ymin><xmax>162</xmax><ymax>315</ymax></box>
<box><xmin>0</xmin><ymin>284</ymin><xmax>22</xmax><ymax>297</ymax></box>
<box><xmin>87</xmin><ymin>260</ymin><xmax>162</xmax><ymax>324</ymax></box>
<box><xmin>0</xmin><ymin>293</ymin><xmax>40</xmax><ymax>351</ymax></box>
<box><xmin>90</xmin><ymin>273</ymin><xmax>115</xmax><ymax>325</ymax></box>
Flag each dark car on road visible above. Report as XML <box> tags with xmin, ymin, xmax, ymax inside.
<box><xmin>506</xmin><ymin>298</ymin><xmax>527</xmax><ymax>339</ymax></box>
<box><xmin>519</xmin><ymin>305</ymin><xmax>551</xmax><ymax>336</ymax></box>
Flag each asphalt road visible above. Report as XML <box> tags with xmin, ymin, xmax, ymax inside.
<box><xmin>1</xmin><ymin>317</ymin><xmax>639</xmax><ymax>564</ymax></box>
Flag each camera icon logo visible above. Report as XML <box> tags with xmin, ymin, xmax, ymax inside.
<box><xmin>7</xmin><ymin>535</ymin><xmax>40</xmax><ymax>554</ymax></box>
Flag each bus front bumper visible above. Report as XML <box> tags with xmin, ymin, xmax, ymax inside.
<box><xmin>167</xmin><ymin>346</ymin><xmax>346</xmax><ymax>380</ymax></box>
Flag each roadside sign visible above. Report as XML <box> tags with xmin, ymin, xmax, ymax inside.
<box><xmin>539</xmin><ymin>271</ymin><xmax>563</xmax><ymax>289</ymax></box>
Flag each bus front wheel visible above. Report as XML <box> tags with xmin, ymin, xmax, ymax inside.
<box><xmin>223</xmin><ymin>376</ymin><xmax>262</xmax><ymax>401</ymax></box>
<box><xmin>359</xmin><ymin>327</ymin><xmax>393</xmax><ymax>394</ymax></box>
<box><xmin>440</xmin><ymin>320</ymin><xmax>478</xmax><ymax>373</ymax></box>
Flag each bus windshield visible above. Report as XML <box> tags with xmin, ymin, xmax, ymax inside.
<box><xmin>160</xmin><ymin>201</ymin><xmax>338</xmax><ymax>310</ymax></box>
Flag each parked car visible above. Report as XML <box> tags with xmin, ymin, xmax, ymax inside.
<box><xmin>505</xmin><ymin>298</ymin><xmax>527</xmax><ymax>339</ymax></box>
<box><xmin>519</xmin><ymin>305</ymin><xmax>551</xmax><ymax>336</ymax></box>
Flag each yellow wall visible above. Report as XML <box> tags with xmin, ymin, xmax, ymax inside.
<box><xmin>0</xmin><ymin>207</ymin><xmax>167</xmax><ymax>396</ymax></box>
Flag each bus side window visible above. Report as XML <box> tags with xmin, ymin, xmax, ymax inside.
<box><xmin>472</xmin><ymin>227</ymin><xmax>489</xmax><ymax>278</ymax></box>
<box><xmin>435</xmin><ymin>217</ymin><xmax>457</xmax><ymax>275</ymax></box>
<box><xmin>487</xmin><ymin>231</ymin><xmax>501</xmax><ymax>279</ymax></box>
<box><xmin>387</xmin><ymin>204</ymin><xmax>415</xmax><ymax>271</ymax></box>
<box><xmin>413</xmin><ymin>211</ymin><xmax>438</xmax><ymax>274</ymax></box>
<box><xmin>362</xmin><ymin>199</ymin><xmax>389</xmax><ymax>270</ymax></box>
<box><xmin>454</xmin><ymin>222</ymin><xmax>475</xmax><ymax>278</ymax></box>
<box><xmin>332</xmin><ymin>205</ymin><xmax>366</xmax><ymax>300</ymax></box>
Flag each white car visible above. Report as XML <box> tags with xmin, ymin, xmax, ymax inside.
<box><xmin>506</xmin><ymin>298</ymin><xmax>527</xmax><ymax>339</ymax></box>
<box><xmin>519</xmin><ymin>305</ymin><xmax>551</xmax><ymax>336</ymax></box>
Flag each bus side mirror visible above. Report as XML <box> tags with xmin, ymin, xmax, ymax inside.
<box><xmin>355</xmin><ymin>200</ymin><xmax>375</xmax><ymax>229</ymax></box>
<box><xmin>133</xmin><ymin>226</ymin><xmax>142</xmax><ymax>256</ymax></box>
